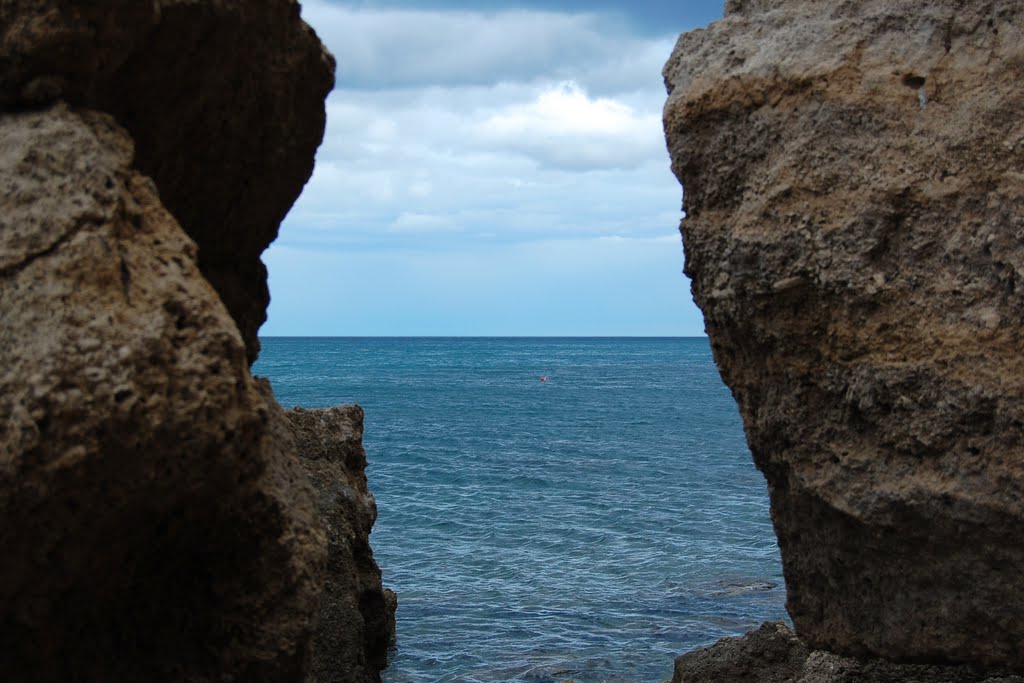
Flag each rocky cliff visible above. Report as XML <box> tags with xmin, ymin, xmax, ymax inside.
<box><xmin>0</xmin><ymin>1</ymin><xmax>388</xmax><ymax>681</ymax></box>
<box><xmin>0</xmin><ymin>101</ymin><xmax>325</xmax><ymax>682</ymax></box>
<box><xmin>664</xmin><ymin>0</ymin><xmax>1024</xmax><ymax>673</ymax></box>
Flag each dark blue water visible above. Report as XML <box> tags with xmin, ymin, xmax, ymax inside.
<box><xmin>254</xmin><ymin>337</ymin><xmax>786</xmax><ymax>683</ymax></box>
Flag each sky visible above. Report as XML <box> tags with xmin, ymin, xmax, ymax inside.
<box><xmin>262</xmin><ymin>0</ymin><xmax>724</xmax><ymax>336</ymax></box>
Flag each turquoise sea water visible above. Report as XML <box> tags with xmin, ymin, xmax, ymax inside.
<box><xmin>254</xmin><ymin>337</ymin><xmax>786</xmax><ymax>683</ymax></box>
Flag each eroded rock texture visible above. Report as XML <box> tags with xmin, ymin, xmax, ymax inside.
<box><xmin>673</xmin><ymin>623</ymin><xmax>1024</xmax><ymax>683</ymax></box>
<box><xmin>287</xmin><ymin>406</ymin><xmax>397</xmax><ymax>683</ymax></box>
<box><xmin>0</xmin><ymin>0</ymin><xmax>341</xmax><ymax>679</ymax></box>
<box><xmin>664</xmin><ymin>0</ymin><xmax>1024</xmax><ymax>670</ymax></box>
<box><xmin>0</xmin><ymin>0</ymin><xmax>336</xmax><ymax>362</ymax></box>
<box><xmin>0</xmin><ymin>106</ymin><xmax>325</xmax><ymax>681</ymax></box>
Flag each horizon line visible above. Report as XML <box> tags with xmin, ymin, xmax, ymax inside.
<box><xmin>258</xmin><ymin>334</ymin><xmax>709</xmax><ymax>339</ymax></box>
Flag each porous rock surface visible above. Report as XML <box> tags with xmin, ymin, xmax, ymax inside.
<box><xmin>672</xmin><ymin>623</ymin><xmax>1024</xmax><ymax>683</ymax></box>
<box><xmin>0</xmin><ymin>0</ymin><xmax>336</xmax><ymax>363</ymax></box>
<box><xmin>664</xmin><ymin>0</ymin><xmax>1024</xmax><ymax>671</ymax></box>
<box><xmin>0</xmin><ymin>105</ymin><xmax>325</xmax><ymax>681</ymax></box>
<box><xmin>287</xmin><ymin>405</ymin><xmax>397</xmax><ymax>683</ymax></box>
<box><xmin>0</xmin><ymin>1</ymin><xmax>353</xmax><ymax>680</ymax></box>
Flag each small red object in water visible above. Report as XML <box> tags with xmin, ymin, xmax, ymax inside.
<box><xmin>539</xmin><ymin>376</ymin><xmax>548</xmax><ymax>382</ymax></box>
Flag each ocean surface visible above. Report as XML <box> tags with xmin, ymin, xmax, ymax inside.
<box><xmin>254</xmin><ymin>337</ymin><xmax>786</xmax><ymax>683</ymax></box>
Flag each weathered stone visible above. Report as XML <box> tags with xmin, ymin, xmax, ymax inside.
<box><xmin>664</xmin><ymin>0</ymin><xmax>1024</xmax><ymax>670</ymax></box>
<box><xmin>0</xmin><ymin>106</ymin><xmax>326</xmax><ymax>681</ymax></box>
<box><xmin>673</xmin><ymin>622</ymin><xmax>810</xmax><ymax>683</ymax></box>
<box><xmin>287</xmin><ymin>405</ymin><xmax>396</xmax><ymax>683</ymax></box>
<box><xmin>673</xmin><ymin>623</ymin><xmax>1024</xmax><ymax>683</ymax></box>
<box><xmin>0</xmin><ymin>0</ymin><xmax>336</xmax><ymax>363</ymax></box>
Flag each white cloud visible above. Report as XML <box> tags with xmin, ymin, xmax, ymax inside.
<box><xmin>318</xmin><ymin>82</ymin><xmax>665</xmax><ymax>172</ymax></box>
<box><xmin>284</xmin><ymin>150</ymin><xmax>682</xmax><ymax>249</ymax></box>
<box><xmin>474</xmin><ymin>81</ymin><xmax>663</xmax><ymax>169</ymax></box>
<box><xmin>484</xmin><ymin>81</ymin><xmax>648</xmax><ymax>136</ymax></box>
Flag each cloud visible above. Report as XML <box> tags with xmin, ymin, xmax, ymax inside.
<box><xmin>486</xmin><ymin>82</ymin><xmax>641</xmax><ymax>136</ymax></box>
<box><xmin>280</xmin><ymin>77</ymin><xmax>681</xmax><ymax>248</ymax></box>
<box><xmin>301</xmin><ymin>1</ymin><xmax>680</xmax><ymax>95</ymax></box>
<box><xmin>476</xmin><ymin>81</ymin><xmax>664</xmax><ymax>170</ymax></box>
<box><xmin>282</xmin><ymin>148</ymin><xmax>682</xmax><ymax>250</ymax></box>
<box><xmin>312</xmin><ymin>81</ymin><xmax>668</xmax><ymax>184</ymax></box>
<box><xmin>303</xmin><ymin>2</ymin><xmax>617</xmax><ymax>88</ymax></box>
<box><xmin>300</xmin><ymin>3</ymin><xmax>675</xmax><ymax>173</ymax></box>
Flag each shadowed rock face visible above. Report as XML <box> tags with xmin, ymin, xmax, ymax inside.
<box><xmin>0</xmin><ymin>106</ymin><xmax>326</xmax><ymax>681</ymax></box>
<box><xmin>664</xmin><ymin>0</ymin><xmax>1024</xmax><ymax>670</ymax></box>
<box><xmin>0</xmin><ymin>0</ymin><xmax>336</xmax><ymax>363</ymax></box>
<box><xmin>287</xmin><ymin>405</ymin><xmax>397</xmax><ymax>683</ymax></box>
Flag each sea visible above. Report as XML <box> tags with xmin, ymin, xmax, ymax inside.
<box><xmin>253</xmin><ymin>337</ymin><xmax>787</xmax><ymax>683</ymax></box>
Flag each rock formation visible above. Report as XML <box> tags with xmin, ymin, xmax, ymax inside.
<box><xmin>664</xmin><ymin>0</ymin><xmax>1024</xmax><ymax>671</ymax></box>
<box><xmin>0</xmin><ymin>1</ymin><xmax>386</xmax><ymax>681</ymax></box>
<box><xmin>672</xmin><ymin>623</ymin><xmax>1024</xmax><ymax>683</ymax></box>
<box><xmin>0</xmin><ymin>0</ymin><xmax>335</xmax><ymax>363</ymax></box>
<box><xmin>0</xmin><ymin>104</ymin><xmax>325</xmax><ymax>681</ymax></box>
<box><xmin>287</xmin><ymin>405</ymin><xmax>397</xmax><ymax>683</ymax></box>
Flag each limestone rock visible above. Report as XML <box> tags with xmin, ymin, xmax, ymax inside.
<box><xmin>0</xmin><ymin>0</ymin><xmax>336</xmax><ymax>363</ymax></box>
<box><xmin>287</xmin><ymin>405</ymin><xmax>396</xmax><ymax>683</ymax></box>
<box><xmin>673</xmin><ymin>623</ymin><xmax>1024</xmax><ymax>683</ymax></box>
<box><xmin>672</xmin><ymin>622</ymin><xmax>810</xmax><ymax>683</ymax></box>
<box><xmin>0</xmin><ymin>106</ymin><xmax>325</xmax><ymax>681</ymax></box>
<box><xmin>664</xmin><ymin>0</ymin><xmax>1024</xmax><ymax>670</ymax></box>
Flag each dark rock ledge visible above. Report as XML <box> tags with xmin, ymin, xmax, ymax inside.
<box><xmin>673</xmin><ymin>623</ymin><xmax>1024</xmax><ymax>683</ymax></box>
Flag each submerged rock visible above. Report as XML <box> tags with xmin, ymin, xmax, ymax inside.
<box><xmin>287</xmin><ymin>405</ymin><xmax>397</xmax><ymax>683</ymax></box>
<box><xmin>664</xmin><ymin>0</ymin><xmax>1024</xmax><ymax>671</ymax></box>
<box><xmin>0</xmin><ymin>105</ymin><xmax>325</xmax><ymax>681</ymax></box>
<box><xmin>673</xmin><ymin>623</ymin><xmax>1024</xmax><ymax>683</ymax></box>
<box><xmin>673</xmin><ymin>622</ymin><xmax>809</xmax><ymax>683</ymax></box>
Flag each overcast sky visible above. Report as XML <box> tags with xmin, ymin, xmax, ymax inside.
<box><xmin>262</xmin><ymin>0</ymin><xmax>723</xmax><ymax>336</ymax></box>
